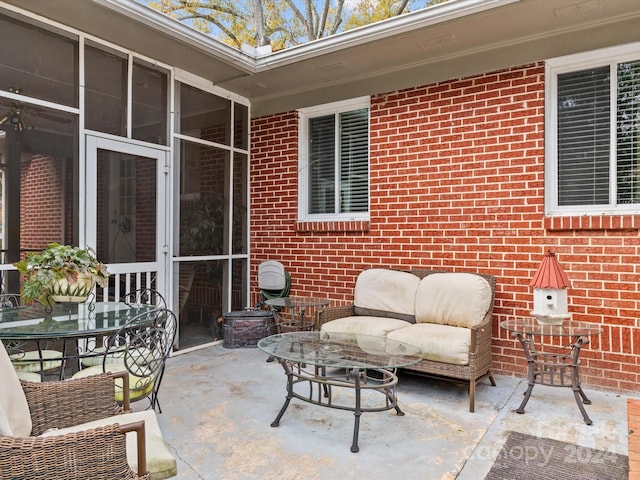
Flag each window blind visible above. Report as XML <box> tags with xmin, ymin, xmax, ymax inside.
<box><xmin>309</xmin><ymin>115</ymin><xmax>336</xmax><ymax>214</ymax></box>
<box><xmin>616</xmin><ymin>60</ymin><xmax>640</xmax><ymax>204</ymax></box>
<box><xmin>339</xmin><ymin>108</ymin><xmax>368</xmax><ymax>213</ymax></box>
<box><xmin>307</xmin><ymin>108</ymin><xmax>369</xmax><ymax>215</ymax></box>
<box><xmin>557</xmin><ymin>66</ymin><xmax>610</xmax><ymax>206</ymax></box>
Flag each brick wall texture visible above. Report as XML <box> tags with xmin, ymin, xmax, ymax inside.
<box><xmin>250</xmin><ymin>61</ymin><xmax>640</xmax><ymax>393</ymax></box>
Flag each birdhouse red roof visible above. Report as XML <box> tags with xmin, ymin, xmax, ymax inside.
<box><xmin>529</xmin><ymin>250</ymin><xmax>571</xmax><ymax>289</ymax></box>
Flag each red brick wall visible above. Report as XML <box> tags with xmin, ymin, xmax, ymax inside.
<box><xmin>21</xmin><ymin>155</ymin><xmax>66</xmax><ymax>250</ymax></box>
<box><xmin>250</xmin><ymin>62</ymin><xmax>640</xmax><ymax>393</ymax></box>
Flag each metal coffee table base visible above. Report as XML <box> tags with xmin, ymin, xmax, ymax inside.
<box><xmin>271</xmin><ymin>360</ymin><xmax>404</xmax><ymax>452</ymax></box>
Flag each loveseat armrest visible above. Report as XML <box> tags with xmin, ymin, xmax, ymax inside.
<box><xmin>469</xmin><ymin>314</ymin><xmax>493</xmax><ymax>356</ymax></box>
<box><xmin>0</xmin><ymin>422</ymin><xmax>149</xmax><ymax>480</ymax></box>
<box><xmin>318</xmin><ymin>304</ymin><xmax>355</xmax><ymax>327</ymax></box>
<box><xmin>468</xmin><ymin>273</ymin><xmax>496</xmax><ymax>362</ymax></box>
<box><xmin>23</xmin><ymin>372</ymin><xmax>124</xmax><ymax>435</ymax></box>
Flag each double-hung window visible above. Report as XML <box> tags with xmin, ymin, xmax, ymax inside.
<box><xmin>298</xmin><ymin>97</ymin><xmax>369</xmax><ymax>221</ymax></box>
<box><xmin>546</xmin><ymin>43</ymin><xmax>640</xmax><ymax>215</ymax></box>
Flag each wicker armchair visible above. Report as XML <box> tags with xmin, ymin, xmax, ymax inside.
<box><xmin>0</xmin><ymin>339</ymin><xmax>177</xmax><ymax>479</ymax></box>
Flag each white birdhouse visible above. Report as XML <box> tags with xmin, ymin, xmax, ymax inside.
<box><xmin>529</xmin><ymin>250</ymin><xmax>571</xmax><ymax>325</ymax></box>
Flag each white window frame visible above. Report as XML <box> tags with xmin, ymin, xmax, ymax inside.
<box><xmin>546</xmin><ymin>42</ymin><xmax>640</xmax><ymax>216</ymax></box>
<box><xmin>298</xmin><ymin>96</ymin><xmax>370</xmax><ymax>222</ymax></box>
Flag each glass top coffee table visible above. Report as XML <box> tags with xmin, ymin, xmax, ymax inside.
<box><xmin>258</xmin><ymin>331</ymin><xmax>422</xmax><ymax>452</ymax></box>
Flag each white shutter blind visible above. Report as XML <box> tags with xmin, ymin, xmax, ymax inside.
<box><xmin>309</xmin><ymin>115</ymin><xmax>336</xmax><ymax>214</ymax></box>
<box><xmin>557</xmin><ymin>66</ymin><xmax>610</xmax><ymax>206</ymax></box>
<box><xmin>307</xmin><ymin>107</ymin><xmax>369</xmax><ymax>215</ymax></box>
<box><xmin>339</xmin><ymin>108</ymin><xmax>368</xmax><ymax>213</ymax></box>
<box><xmin>616</xmin><ymin>60</ymin><xmax>640</xmax><ymax>205</ymax></box>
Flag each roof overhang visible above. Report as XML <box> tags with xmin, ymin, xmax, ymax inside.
<box><xmin>3</xmin><ymin>0</ymin><xmax>640</xmax><ymax>117</ymax></box>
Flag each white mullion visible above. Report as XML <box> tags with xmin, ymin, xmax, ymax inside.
<box><xmin>226</xmin><ymin>103</ymin><xmax>235</xmax><ymax>313</ymax></box>
<box><xmin>335</xmin><ymin>113</ymin><xmax>341</xmax><ymax>215</ymax></box>
<box><xmin>610</xmin><ymin>62</ymin><xmax>618</xmax><ymax>207</ymax></box>
<box><xmin>127</xmin><ymin>55</ymin><xmax>133</xmax><ymax>139</ymax></box>
<box><xmin>79</xmin><ymin>36</ymin><xmax>87</xmax><ymax>248</ymax></box>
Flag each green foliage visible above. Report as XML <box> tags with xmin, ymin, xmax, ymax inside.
<box><xmin>144</xmin><ymin>0</ymin><xmax>450</xmax><ymax>50</ymax></box>
<box><xmin>14</xmin><ymin>243</ymin><xmax>111</xmax><ymax>305</ymax></box>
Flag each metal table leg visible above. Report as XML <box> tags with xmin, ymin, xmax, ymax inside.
<box><xmin>512</xmin><ymin>331</ymin><xmax>593</xmax><ymax>425</ymax></box>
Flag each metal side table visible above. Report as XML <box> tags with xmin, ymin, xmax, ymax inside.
<box><xmin>264</xmin><ymin>296</ymin><xmax>330</xmax><ymax>332</ymax></box>
<box><xmin>500</xmin><ymin>318</ymin><xmax>603</xmax><ymax>425</ymax></box>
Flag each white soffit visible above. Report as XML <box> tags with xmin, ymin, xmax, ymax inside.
<box><xmin>3</xmin><ymin>0</ymin><xmax>640</xmax><ymax>117</ymax></box>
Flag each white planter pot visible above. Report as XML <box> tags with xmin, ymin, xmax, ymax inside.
<box><xmin>49</xmin><ymin>273</ymin><xmax>95</xmax><ymax>303</ymax></box>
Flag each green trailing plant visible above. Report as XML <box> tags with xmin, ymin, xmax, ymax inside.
<box><xmin>14</xmin><ymin>243</ymin><xmax>110</xmax><ymax>306</ymax></box>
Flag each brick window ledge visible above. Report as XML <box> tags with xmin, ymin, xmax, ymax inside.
<box><xmin>545</xmin><ymin>215</ymin><xmax>640</xmax><ymax>231</ymax></box>
<box><xmin>296</xmin><ymin>220</ymin><xmax>370</xmax><ymax>233</ymax></box>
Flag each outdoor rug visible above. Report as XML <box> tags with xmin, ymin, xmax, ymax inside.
<box><xmin>485</xmin><ymin>431</ymin><xmax>628</xmax><ymax>480</ymax></box>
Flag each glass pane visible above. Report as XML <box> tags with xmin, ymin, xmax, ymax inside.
<box><xmin>233</xmin><ymin>152</ymin><xmax>248</xmax><ymax>254</ymax></box>
<box><xmin>557</xmin><ymin>66</ymin><xmax>610</xmax><ymax>206</ymax></box>
<box><xmin>617</xmin><ymin>60</ymin><xmax>640</xmax><ymax>205</ymax></box>
<box><xmin>0</xmin><ymin>13</ymin><xmax>78</xmax><ymax>107</ymax></box>
<box><xmin>178</xmin><ymin>140</ymin><xmax>229</xmax><ymax>256</ymax></box>
<box><xmin>234</xmin><ymin>103</ymin><xmax>249</xmax><ymax>150</ymax></box>
<box><xmin>132</xmin><ymin>61</ymin><xmax>168</xmax><ymax>145</ymax></box>
<box><xmin>232</xmin><ymin>258</ymin><xmax>247</xmax><ymax>311</ymax></box>
<box><xmin>85</xmin><ymin>45</ymin><xmax>127</xmax><ymax>136</ymax></box>
<box><xmin>339</xmin><ymin>108</ymin><xmax>368</xmax><ymax>213</ymax></box>
<box><xmin>176</xmin><ymin>260</ymin><xmax>224</xmax><ymax>349</ymax></box>
<box><xmin>309</xmin><ymin>115</ymin><xmax>335</xmax><ymax>214</ymax></box>
<box><xmin>0</xmin><ymin>99</ymin><xmax>76</xmax><ymax>135</ymax></box>
<box><xmin>178</xmin><ymin>83</ymin><xmax>231</xmax><ymax>144</ymax></box>
<box><xmin>96</xmin><ymin>149</ymin><xmax>157</xmax><ymax>263</ymax></box>
<box><xmin>0</xmin><ymin>116</ymin><xmax>79</xmax><ymax>293</ymax></box>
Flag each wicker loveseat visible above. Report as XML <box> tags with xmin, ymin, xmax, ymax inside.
<box><xmin>319</xmin><ymin>268</ymin><xmax>496</xmax><ymax>412</ymax></box>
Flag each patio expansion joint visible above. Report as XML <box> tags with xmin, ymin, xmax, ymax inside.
<box><xmin>454</xmin><ymin>377</ymin><xmax>525</xmax><ymax>476</ymax></box>
<box><xmin>628</xmin><ymin>398</ymin><xmax>640</xmax><ymax>480</ymax></box>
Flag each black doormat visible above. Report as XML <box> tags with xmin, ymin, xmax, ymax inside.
<box><xmin>484</xmin><ymin>431</ymin><xmax>628</xmax><ymax>480</ymax></box>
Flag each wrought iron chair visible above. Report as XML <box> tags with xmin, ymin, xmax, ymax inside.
<box><xmin>0</xmin><ymin>293</ymin><xmax>63</xmax><ymax>381</ymax></box>
<box><xmin>81</xmin><ymin>288</ymin><xmax>167</xmax><ymax>368</ymax></box>
<box><xmin>120</xmin><ymin>288</ymin><xmax>167</xmax><ymax>308</ymax></box>
<box><xmin>73</xmin><ymin>308</ymin><xmax>177</xmax><ymax>413</ymax></box>
<box><xmin>0</xmin><ymin>338</ymin><xmax>178</xmax><ymax>479</ymax></box>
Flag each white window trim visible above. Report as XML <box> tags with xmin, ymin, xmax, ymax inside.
<box><xmin>545</xmin><ymin>41</ymin><xmax>640</xmax><ymax>216</ymax></box>
<box><xmin>298</xmin><ymin>96</ymin><xmax>370</xmax><ymax>222</ymax></box>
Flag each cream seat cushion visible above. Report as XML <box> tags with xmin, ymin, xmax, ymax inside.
<box><xmin>321</xmin><ymin>315</ymin><xmax>410</xmax><ymax>337</ymax></box>
<box><xmin>10</xmin><ymin>349</ymin><xmax>63</xmax><ymax>372</ymax></box>
<box><xmin>353</xmin><ymin>268</ymin><xmax>420</xmax><ymax>321</ymax></box>
<box><xmin>15</xmin><ymin>371</ymin><xmax>42</xmax><ymax>382</ymax></box>
<box><xmin>387</xmin><ymin>323</ymin><xmax>472</xmax><ymax>365</ymax></box>
<box><xmin>72</xmin><ymin>362</ymin><xmax>155</xmax><ymax>403</ymax></box>
<box><xmin>415</xmin><ymin>272</ymin><xmax>491</xmax><ymax>327</ymax></box>
<box><xmin>40</xmin><ymin>409</ymin><xmax>177</xmax><ymax>480</ymax></box>
<box><xmin>0</xmin><ymin>341</ymin><xmax>32</xmax><ymax>437</ymax></box>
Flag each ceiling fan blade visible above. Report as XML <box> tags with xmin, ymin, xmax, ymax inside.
<box><xmin>30</xmin><ymin>110</ymin><xmax>72</xmax><ymax>124</ymax></box>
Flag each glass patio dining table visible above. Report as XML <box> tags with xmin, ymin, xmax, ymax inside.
<box><xmin>0</xmin><ymin>301</ymin><xmax>159</xmax><ymax>380</ymax></box>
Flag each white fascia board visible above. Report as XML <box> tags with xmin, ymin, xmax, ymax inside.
<box><xmin>255</xmin><ymin>0</ymin><xmax>522</xmax><ymax>70</ymax></box>
<box><xmin>92</xmin><ymin>0</ymin><xmax>257</xmax><ymax>72</ymax></box>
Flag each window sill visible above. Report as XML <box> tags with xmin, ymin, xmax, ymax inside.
<box><xmin>544</xmin><ymin>215</ymin><xmax>640</xmax><ymax>231</ymax></box>
<box><xmin>295</xmin><ymin>220</ymin><xmax>370</xmax><ymax>233</ymax></box>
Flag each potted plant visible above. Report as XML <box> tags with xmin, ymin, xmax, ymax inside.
<box><xmin>14</xmin><ymin>243</ymin><xmax>110</xmax><ymax>306</ymax></box>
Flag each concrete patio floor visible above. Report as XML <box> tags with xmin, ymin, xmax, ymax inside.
<box><xmin>153</xmin><ymin>344</ymin><xmax>632</xmax><ymax>480</ymax></box>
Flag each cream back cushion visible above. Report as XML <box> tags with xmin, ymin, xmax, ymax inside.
<box><xmin>0</xmin><ymin>341</ymin><xmax>32</xmax><ymax>437</ymax></box>
<box><xmin>415</xmin><ymin>273</ymin><xmax>492</xmax><ymax>328</ymax></box>
<box><xmin>354</xmin><ymin>269</ymin><xmax>420</xmax><ymax>320</ymax></box>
